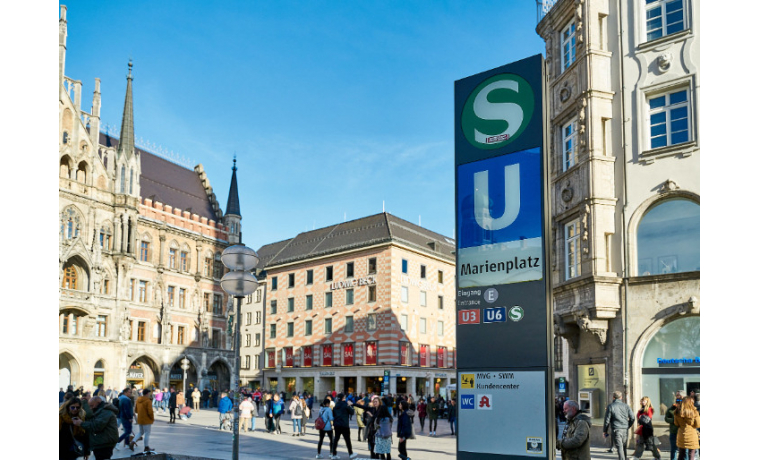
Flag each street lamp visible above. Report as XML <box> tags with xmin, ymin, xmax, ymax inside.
<box><xmin>181</xmin><ymin>357</ymin><xmax>190</xmax><ymax>397</ymax></box>
<box><xmin>220</xmin><ymin>245</ymin><xmax>259</xmax><ymax>460</ymax></box>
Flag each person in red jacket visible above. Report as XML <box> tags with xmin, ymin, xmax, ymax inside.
<box><xmin>632</xmin><ymin>396</ymin><xmax>661</xmax><ymax>459</ymax></box>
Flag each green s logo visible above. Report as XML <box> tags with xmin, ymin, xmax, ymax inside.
<box><xmin>461</xmin><ymin>73</ymin><xmax>535</xmax><ymax>149</ymax></box>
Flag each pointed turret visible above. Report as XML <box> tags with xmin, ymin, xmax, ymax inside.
<box><xmin>224</xmin><ymin>157</ymin><xmax>242</xmax><ymax>244</ymax></box>
<box><xmin>117</xmin><ymin>61</ymin><xmax>135</xmax><ymax>159</ymax></box>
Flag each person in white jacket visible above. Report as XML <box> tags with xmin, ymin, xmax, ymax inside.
<box><xmin>239</xmin><ymin>397</ymin><xmax>255</xmax><ymax>432</ymax></box>
<box><xmin>289</xmin><ymin>394</ymin><xmax>304</xmax><ymax>436</ymax></box>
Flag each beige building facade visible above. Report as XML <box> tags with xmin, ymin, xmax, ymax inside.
<box><xmin>59</xmin><ymin>5</ymin><xmax>242</xmax><ymax>393</ymax></box>
<box><xmin>255</xmin><ymin>213</ymin><xmax>458</xmax><ymax>398</ymax></box>
<box><xmin>537</xmin><ymin>0</ymin><xmax>699</xmax><ymax>448</ymax></box>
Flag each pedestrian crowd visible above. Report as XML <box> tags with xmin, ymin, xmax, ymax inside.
<box><xmin>555</xmin><ymin>389</ymin><xmax>700</xmax><ymax>460</ymax></box>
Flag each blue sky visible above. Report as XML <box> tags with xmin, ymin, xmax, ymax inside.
<box><xmin>63</xmin><ymin>0</ymin><xmax>544</xmax><ymax>247</ymax></box>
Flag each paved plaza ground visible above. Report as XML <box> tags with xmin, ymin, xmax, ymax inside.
<box><xmin>105</xmin><ymin>407</ymin><xmax>672</xmax><ymax>459</ymax></box>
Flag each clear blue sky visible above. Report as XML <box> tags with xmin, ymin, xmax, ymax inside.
<box><xmin>63</xmin><ymin>0</ymin><xmax>545</xmax><ymax>247</ymax></box>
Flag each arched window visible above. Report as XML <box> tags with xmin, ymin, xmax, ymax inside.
<box><xmin>641</xmin><ymin>316</ymin><xmax>700</xmax><ymax>422</ymax></box>
<box><xmin>60</xmin><ymin>156</ymin><xmax>72</xmax><ymax>178</ymax></box>
<box><xmin>130</xmin><ymin>168</ymin><xmax>134</xmax><ymax>194</ymax></box>
<box><xmin>63</xmin><ymin>265</ymin><xmax>78</xmax><ymax>290</ymax></box>
<box><xmin>120</xmin><ymin>166</ymin><xmax>126</xmax><ymax>193</ymax></box>
<box><xmin>637</xmin><ymin>198</ymin><xmax>699</xmax><ymax>275</ymax></box>
<box><xmin>60</xmin><ymin>207</ymin><xmax>82</xmax><ymax>240</ymax></box>
<box><xmin>99</xmin><ymin>226</ymin><xmax>112</xmax><ymax>250</ymax></box>
<box><xmin>77</xmin><ymin>161</ymin><xmax>88</xmax><ymax>183</ymax></box>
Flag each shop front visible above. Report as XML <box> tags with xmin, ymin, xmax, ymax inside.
<box><xmin>127</xmin><ymin>364</ymin><xmax>145</xmax><ymax>389</ymax></box>
<box><xmin>342</xmin><ymin>376</ymin><xmax>357</xmax><ymax>394</ymax></box>
<box><xmin>285</xmin><ymin>377</ymin><xmax>297</xmax><ymax>395</ymax></box>
<box><xmin>396</xmin><ymin>376</ymin><xmax>408</xmax><ymax>394</ymax></box>
<box><xmin>641</xmin><ymin>316</ymin><xmax>700</xmax><ymax>422</ymax></box>
<box><xmin>302</xmin><ymin>377</ymin><xmax>314</xmax><ymax>395</ymax></box>
<box><xmin>364</xmin><ymin>376</ymin><xmax>384</xmax><ymax>394</ymax></box>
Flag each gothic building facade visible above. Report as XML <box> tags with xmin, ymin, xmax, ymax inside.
<box><xmin>58</xmin><ymin>5</ymin><xmax>243</xmax><ymax>393</ymax></box>
<box><xmin>537</xmin><ymin>0</ymin><xmax>700</xmax><ymax>448</ymax></box>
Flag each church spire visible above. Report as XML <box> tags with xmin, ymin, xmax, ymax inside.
<box><xmin>225</xmin><ymin>156</ymin><xmax>241</xmax><ymax>217</ymax></box>
<box><xmin>117</xmin><ymin>60</ymin><xmax>135</xmax><ymax>158</ymax></box>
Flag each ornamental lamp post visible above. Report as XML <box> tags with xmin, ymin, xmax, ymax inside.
<box><xmin>220</xmin><ymin>245</ymin><xmax>259</xmax><ymax>460</ymax></box>
<box><xmin>181</xmin><ymin>357</ymin><xmax>190</xmax><ymax>397</ymax></box>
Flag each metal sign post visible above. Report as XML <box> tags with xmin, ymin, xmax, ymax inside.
<box><xmin>454</xmin><ymin>54</ymin><xmax>554</xmax><ymax>460</ymax></box>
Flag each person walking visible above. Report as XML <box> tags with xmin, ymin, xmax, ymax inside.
<box><xmin>397</xmin><ymin>400</ymin><xmax>413</xmax><ymax>460</ymax></box>
<box><xmin>75</xmin><ymin>396</ymin><xmax>119</xmax><ymax>460</ymax></box>
<box><xmin>161</xmin><ymin>388</ymin><xmax>169</xmax><ymax>413</ymax></box>
<box><xmin>331</xmin><ymin>393</ymin><xmax>359</xmax><ymax>459</ymax></box>
<box><xmin>674</xmin><ymin>396</ymin><xmax>700</xmax><ymax>460</ymax></box>
<box><xmin>364</xmin><ymin>397</ymin><xmax>379</xmax><ymax>458</ymax></box>
<box><xmin>407</xmin><ymin>395</ymin><xmax>416</xmax><ymax>431</ymax></box>
<box><xmin>558</xmin><ymin>400</ymin><xmax>591</xmax><ymax>460</ymax></box>
<box><xmin>272</xmin><ymin>393</ymin><xmax>285</xmax><ymax>434</ymax></box>
<box><xmin>212</xmin><ymin>388</ymin><xmax>219</xmax><ymax>408</ymax></box>
<box><xmin>168</xmin><ymin>387</ymin><xmax>178</xmax><ymax>424</ymax></box>
<box><xmin>252</xmin><ymin>388</ymin><xmax>262</xmax><ymax>414</ymax></box>
<box><xmin>315</xmin><ymin>398</ymin><xmax>335</xmax><ymax>459</ymax></box>
<box><xmin>301</xmin><ymin>397</ymin><xmax>310</xmax><ymax>435</ymax></box>
<box><xmin>192</xmin><ymin>388</ymin><xmax>201</xmax><ymax>411</ymax></box>
<box><xmin>448</xmin><ymin>398</ymin><xmax>457</xmax><ymax>435</ymax></box>
<box><xmin>664</xmin><ymin>392</ymin><xmax>684</xmax><ymax>460</ymax></box>
<box><xmin>417</xmin><ymin>397</ymin><xmax>427</xmax><ymax>434</ymax></box>
<box><xmin>59</xmin><ymin>397</ymin><xmax>88</xmax><ymax>460</ymax></box>
<box><xmin>218</xmin><ymin>392</ymin><xmax>233</xmax><ymax>430</ymax></box>
<box><xmin>177</xmin><ymin>390</ymin><xmax>186</xmax><ymax>412</ymax></box>
<box><xmin>240</xmin><ymin>396</ymin><xmax>255</xmax><ymax>432</ymax></box>
<box><xmin>289</xmin><ymin>394</ymin><xmax>304</xmax><ymax>436</ymax></box>
<box><xmin>355</xmin><ymin>399</ymin><xmax>366</xmax><ymax>442</ymax></box>
<box><xmin>264</xmin><ymin>393</ymin><xmax>275</xmax><ymax>433</ymax></box>
<box><xmin>633</xmin><ymin>396</ymin><xmax>661</xmax><ymax>459</ymax></box>
<box><xmin>370</xmin><ymin>397</ymin><xmax>393</xmax><ymax>460</ymax></box>
<box><xmin>134</xmin><ymin>389</ymin><xmax>155</xmax><ymax>454</ymax></box>
<box><xmin>603</xmin><ymin>390</ymin><xmax>636</xmax><ymax>460</ymax></box>
<box><xmin>153</xmin><ymin>388</ymin><xmax>162</xmax><ymax>412</ymax></box>
<box><xmin>426</xmin><ymin>396</ymin><xmax>438</xmax><ymax>436</ymax></box>
<box><xmin>201</xmin><ymin>388</ymin><xmax>210</xmax><ymax>409</ymax></box>
<box><xmin>116</xmin><ymin>387</ymin><xmax>137</xmax><ymax>451</ymax></box>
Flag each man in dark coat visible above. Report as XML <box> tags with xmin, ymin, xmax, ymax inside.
<box><xmin>559</xmin><ymin>400</ymin><xmax>592</xmax><ymax>460</ymax></box>
<box><xmin>331</xmin><ymin>393</ymin><xmax>357</xmax><ymax>459</ymax></box>
<box><xmin>168</xmin><ymin>387</ymin><xmax>178</xmax><ymax>423</ymax></box>
<box><xmin>201</xmin><ymin>388</ymin><xmax>210</xmax><ymax>409</ymax></box>
<box><xmin>76</xmin><ymin>396</ymin><xmax>119</xmax><ymax>460</ymax></box>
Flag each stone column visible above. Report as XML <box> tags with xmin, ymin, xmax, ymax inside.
<box><xmin>357</xmin><ymin>373</ymin><xmax>366</xmax><ymax>395</ymax></box>
<box><xmin>409</xmin><ymin>376</ymin><xmax>417</xmax><ymax>397</ymax></box>
<box><xmin>158</xmin><ymin>233</ymin><xmax>166</xmax><ymax>268</ymax></box>
<box><xmin>129</xmin><ymin>215</ymin><xmax>138</xmax><ymax>254</ymax></box>
<box><xmin>121</xmin><ymin>214</ymin><xmax>128</xmax><ymax>254</ymax></box>
<box><xmin>389</xmin><ymin>374</ymin><xmax>397</xmax><ymax>395</ymax></box>
<box><xmin>195</xmin><ymin>241</ymin><xmax>202</xmax><ymax>275</ymax></box>
<box><xmin>277</xmin><ymin>376</ymin><xmax>285</xmax><ymax>393</ymax></box>
<box><xmin>427</xmin><ymin>376</ymin><xmax>435</xmax><ymax>397</ymax></box>
<box><xmin>113</xmin><ymin>216</ymin><xmax>122</xmax><ymax>253</ymax></box>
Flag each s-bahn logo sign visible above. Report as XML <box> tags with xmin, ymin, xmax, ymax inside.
<box><xmin>461</xmin><ymin>73</ymin><xmax>535</xmax><ymax>149</ymax></box>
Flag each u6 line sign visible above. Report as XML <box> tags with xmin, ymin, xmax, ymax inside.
<box><xmin>454</xmin><ymin>54</ymin><xmax>554</xmax><ymax>460</ymax></box>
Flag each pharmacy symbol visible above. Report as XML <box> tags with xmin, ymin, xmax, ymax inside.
<box><xmin>473</xmin><ymin>164</ymin><xmax>520</xmax><ymax>231</ymax></box>
<box><xmin>477</xmin><ymin>395</ymin><xmax>493</xmax><ymax>410</ymax></box>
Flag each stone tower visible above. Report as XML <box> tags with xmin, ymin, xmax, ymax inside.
<box><xmin>224</xmin><ymin>158</ymin><xmax>242</xmax><ymax>245</ymax></box>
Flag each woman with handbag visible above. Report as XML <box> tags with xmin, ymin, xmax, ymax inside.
<box><xmin>371</xmin><ymin>397</ymin><xmax>393</xmax><ymax>460</ymax></box>
<box><xmin>633</xmin><ymin>396</ymin><xmax>661</xmax><ymax>459</ymax></box>
<box><xmin>59</xmin><ymin>397</ymin><xmax>88</xmax><ymax>460</ymax></box>
<box><xmin>674</xmin><ymin>397</ymin><xmax>700</xmax><ymax>460</ymax></box>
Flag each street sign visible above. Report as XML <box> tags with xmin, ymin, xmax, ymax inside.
<box><xmin>455</xmin><ymin>54</ymin><xmax>554</xmax><ymax>460</ymax></box>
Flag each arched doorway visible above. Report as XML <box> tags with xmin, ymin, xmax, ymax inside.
<box><xmin>207</xmin><ymin>359</ymin><xmax>231</xmax><ymax>392</ymax></box>
<box><xmin>640</xmin><ymin>316</ymin><xmax>700</xmax><ymax>421</ymax></box>
<box><xmin>59</xmin><ymin>352</ymin><xmax>80</xmax><ymax>389</ymax></box>
<box><xmin>169</xmin><ymin>357</ymin><xmax>198</xmax><ymax>395</ymax></box>
<box><xmin>128</xmin><ymin>356</ymin><xmax>161</xmax><ymax>390</ymax></box>
<box><xmin>93</xmin><ymin>360</ymin><xmax>105</xmax><ymax>387</ymax></box>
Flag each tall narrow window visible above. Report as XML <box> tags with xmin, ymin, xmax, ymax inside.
<box><xmin>367</xmin><ymin>313</ymin><xmax>377</xmax><ymax>331</ymax></box>
<box><xmin>420</xmin><ymin>265</ymin><xmax>426</xmax><ymax>279</ymax></box>
<box><xmin>62</xmin><ymin>266</ymin><xmax>78</xmax><ymax>290</ymax></box>
<box><xmin>368</xmin><ymin>285</ymin><xmax>376</xmax><ymax>303</ymax></box>
<box><xmin>306</xmin><ymin>294</ymin><xmax>313</xmax><ymax>310</ymax></box>
<box><xmin>562</xmin><ymin>119</ymin><xmax>578</xmax><ymax>171</ymax></box>
<box><xmin>368</xmin><ymin>258</ymin><xmax>377</xmax><ymax>274</ymax></box>
<box><xmin>204</xmin><ymin>293</ymin><xmax>211</xmax><ymax>312</ymax></box>
<box><xmin>180</xmin><ymin>251</ymin><xmax>188</xmax><ymax>271</ymax></box>
<box><xmin>401</xmin><ymin>286</ymin><xmax>408</xmax><ymax>303</ymax></box>
<box><xmin>120</xmin><ymin>166</ymin><xmax>126</xmax><ymax>193</ymax></box>
<box><xmin>306</xmin><ymin>269</ymin><xmax>314</xmax><ymax>285</ymax></box>
<box><xmin>554</xmin><ymin>335</ymin><xmax>564</xmax><ymax>372</ymax></box>
<box><xmin>140</xmin><ymin>241</ymin><xmax>150</xmax><ymax>262</ymax></box>
<box><xmin>346</xmin><ymin>289</ymin><xmax>354</xmax><ymax>305</ymax></box>
<box><xmin>645</xmin><ymin>0</ymin><xmax>685</xmax><ymax>42</ymax></box>
<box><xmin>270</xmin><ymin>324</ymin><xmax>277</xmax><ymax>339</ymax></box>
<box><xmin>271</xmin><ymin>276</ymin><xmax>278</xmax><ymax>290</ymax></box>
<box><xmin>561</xmin><ymin>21</ymin><xmax>577</xmax><ymax>71</ymax></box>
<box><xmin>325</xmin><ymin>292</ymin><xmax>333</xmax><ymax>308</ymax></box>
<box><xmin>288</xmin><ymin>273</ymin><xmax>295</xmax><ymax>288</ymax></box>
<box><xmin>287</xmin><ymin>297</ymin><xmax>294</xmax><ymax>312</ymax></box>
<box><xmin>270</xmin><ymin>300</ymin><xmax>277</xmax><ymax>315</ymax></box>
<box><xmin>213</xmin><ymin>253</ymin><xmax>223</xmax><ymax>279</ymax></box>
<box><xmin>204</xmin><ymin>258</ymin><xmax>213</xmax><ymax>277</ymax></box>
<box><xmin>401</xmin><ymin>259</ymin><xmax>408</xmax><ymax>274</ymax></box>
<box><xmin>565</xmin><ymin>219</ymin><xmax>581</xmax><ymax>280</ymax></box>
<box><xmin>305</xmin><ymin>320</ymin><xmax>313</xmax><ymax>336</ymax></box>
<box><xmin>137</xmin><ymin>322</ymin><xmax>146</xmax><ymax>342</ymax></box>
<box><xmin>179</xmin><ymin>288</ymin><xmax>186</xmax><ymax>309</ymax></box>
<box><xmin>345</xmin><ymin>316</ymin><xmax>354</xmax><ymax>333</ymax></box>
<box><xmin>167</xmin><ymin>286</ymin><xmax>175</xmax><ymax>307</ymax></box>
<box><xmin>139</xmin><ymin>281</ymin><xmax>147</xmax><ymax>303</ymax></box>
<box><xmin>346</xmin><ymin>262</ymin><xmax>354</xmax><ymax>278</ymax></box>
<box><xmin>96</xmin><ymin>315</ymin><xmax>107</xmax><ymax>337</ymax></box>
<box><xmin>325</xmin><ymin>317</ymin><xmax>333</xmax><ymax>334</ymax></box>
<box><xmin>420</xmin><ymin>291</ymin><xmax>427</xmax><ymax>307</ymax></box>
<box><xmin>287</xmin><ymin>322</ymin><xmax>294</xmax><ymax>337</ymax></box>
<box><xmin>325</xmin><ymin>266</ymin><xmax>333</xmax><ymax>282</ymax></box>
<box><xmin>648</xmin><ymin>89</ymin><xmax>690</xmax><ymax>149</ymax></box>
<box><xmin>177</xmin><ymin>326</ymin><xmax>185</xmax><ymax>345</ymax></box>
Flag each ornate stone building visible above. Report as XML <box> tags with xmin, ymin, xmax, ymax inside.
<box><xmin>58</xmin><ymin>5</ymin><xmax>242</xmax><ymax>393</ymax></box>
<box><xmin>537</xmin><ymin>0</ymin><xmax>699</xmax><ymax>448</ymax></box>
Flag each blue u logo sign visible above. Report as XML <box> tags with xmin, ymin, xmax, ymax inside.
<box><xmin>474</xmin><ymin>164</ymin><xmax>520</xmax><ymax>231</ymax></box>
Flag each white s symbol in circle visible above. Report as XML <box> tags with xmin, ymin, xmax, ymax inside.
<box><xmin>473</xmin><ymin>79</ymin><xmax>524</xmax><ymax>144</ymax></box>
<box><xmin>473</xmin><ymin>164</ymin><xmax>520</xmax><ymax>231</ymax></box>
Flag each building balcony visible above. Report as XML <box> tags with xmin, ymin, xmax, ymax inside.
<box><xmin>537</xmin><ymin>0</ymin><xmax>559</xmax><ymax>24</ymax></box>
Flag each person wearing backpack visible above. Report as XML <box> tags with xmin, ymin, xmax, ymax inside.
<box><xmin>397</xmin><ymin>400</ymin><xmax>413</xmax><ymax>460</ymax></box>
<box><xmin>371</xmin><ymin>396</ymin><xmax>393</xmax><ymax>460</ymax></box>
<box><xmin>289</xmin><ymin>394</ymin><xmax>304</xmax><ymax>436</ymax></box>
<box><xmin>315</xmin><ymin>398</ymin><xmax>335</xmax><ymax>459</ymax></box>
<box><xmin>272</xmin><ymin>393</ymin><xmax>285</xmax><ymax>434</ymax></box>
<box><xmin>632</xmin><ymin>396</ymin><xmax>661</xmax><ymax>459</ymax></box>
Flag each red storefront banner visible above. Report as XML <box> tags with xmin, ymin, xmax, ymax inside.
<box><xmin>437</xmin><ymin>347</ymin><xmax>446</xmax><ymax>368</ymax></box>
<box><xmin>266</xmin><ymin>350</ymin><xmax>275</xmax><ymax>368</ymax></box>
<box><xmin>323</xmin><ymin>344</ymin><xmax>332</xmax><ymax>366</ymax></box>
<box><xmin>284</xmin><ymin>347</ymin><xmax>294</xmax><ymax>367</ymax></box>
<box><xmin>303</xmin><ymin>346</ymin><xmax>313</xmax><ymax>367</ymax></box>
<box><xmin>420</xmin><ymin>344</ymin><xmax>428</xmax><ymax>367</ymax></box>
<box><xmin>365</xmin><ymin>341</ymin><xmax>377</xmax><ymax>365</ymax></box>
<box><xmin>400</xmin><ymin>343</ymin><xmax>409</xmax><ymax>365</ymax></box>
<box><xmin>343</xmin><ymin>343</ymin><xmax>354</xmax><ymax>366</ymax></box>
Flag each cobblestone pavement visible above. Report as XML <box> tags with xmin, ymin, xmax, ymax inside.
<box><xmin>103</xmin><ymin>408</ymin><xmax>676</xmax><ymax>459</ymax></box>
